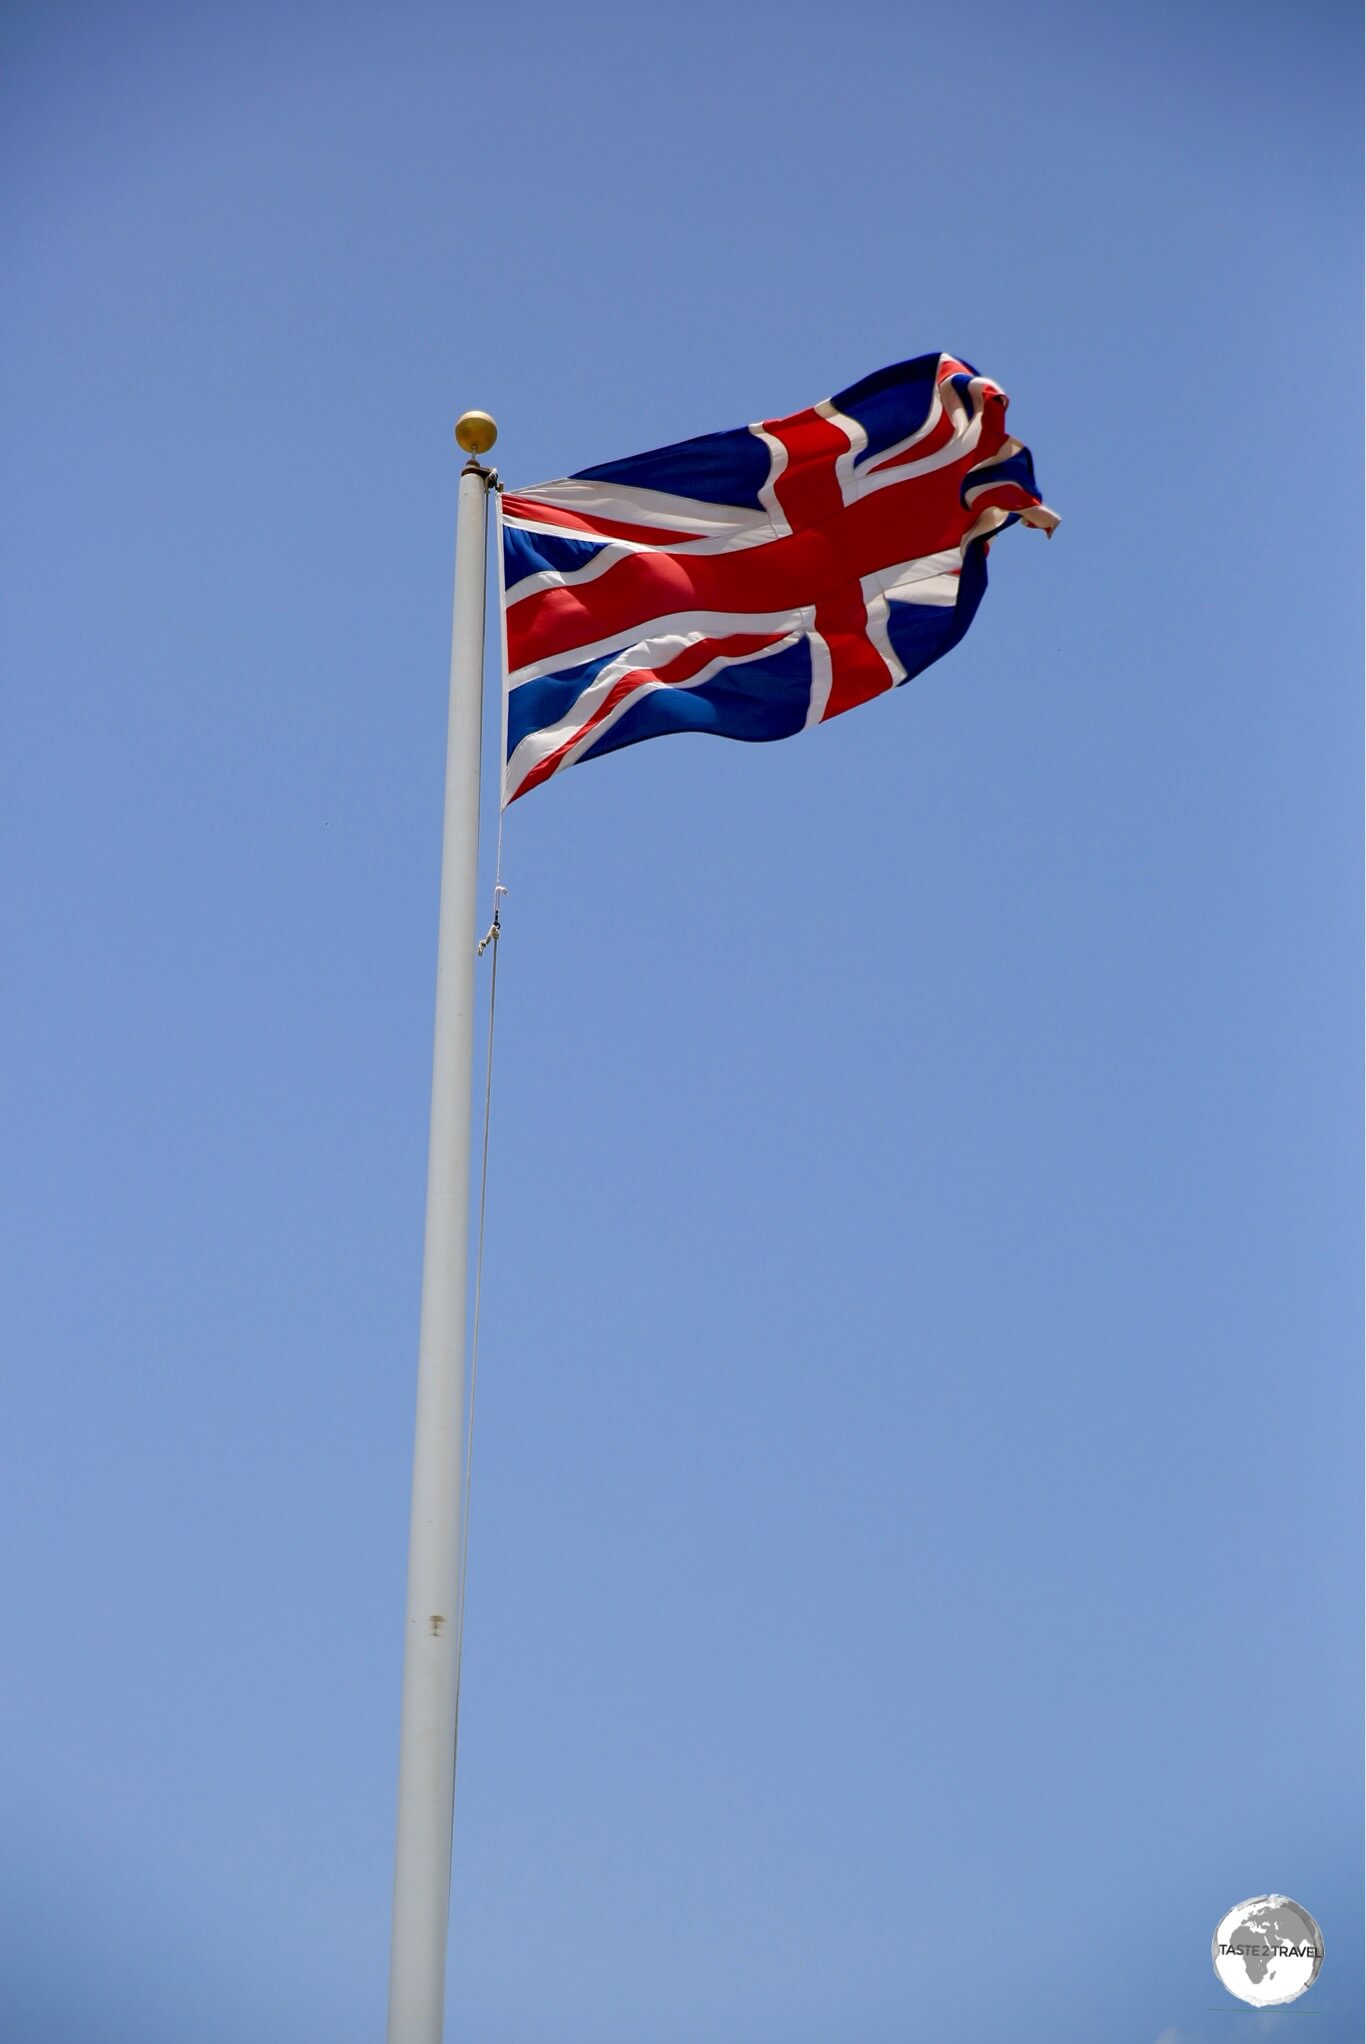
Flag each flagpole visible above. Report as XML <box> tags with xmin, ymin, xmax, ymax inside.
<box><xmin>387</xmin><ymin>411</ymin><xmax>498</xmax><ymax>2044</ymax></box>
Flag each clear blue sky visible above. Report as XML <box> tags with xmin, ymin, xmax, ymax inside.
<box><xmin>2</xmin><ymin>4</ymin><xmax>1360</xmax><ymax>2040</ymax></box>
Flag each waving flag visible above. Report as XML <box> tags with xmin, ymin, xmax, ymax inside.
<box><xmin>499</xmin><ymin>353</ymin><xmax>1056</xmax><ymax>805</ymax></box>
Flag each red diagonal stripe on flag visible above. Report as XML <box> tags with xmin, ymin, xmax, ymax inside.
<box><xmin>511</xmin><ymin>631</ymin><xmax>785</xmax><ymax>801</ymax></box>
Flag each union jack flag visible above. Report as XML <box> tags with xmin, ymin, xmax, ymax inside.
<box><xmin>499</xmin><ymin>353</ymin><xmax>1056</xmax><ymax>805</ymax></box>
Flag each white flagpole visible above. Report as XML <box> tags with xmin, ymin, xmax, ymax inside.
<box><xmin>387</xmin><ymin>411</ymin><xmax>498</xmax><ymax>2044</ymax></box>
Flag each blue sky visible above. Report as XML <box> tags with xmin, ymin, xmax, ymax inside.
<box><xmin>2</xmin><ymin>3</ymin><xmax>1360</xmax><ymax>2040</ymax></box>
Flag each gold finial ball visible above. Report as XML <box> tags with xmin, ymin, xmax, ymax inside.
<box><xmin>455</xmin><ymin>410</ymin><xmax>498</xmax><ymax>456</ymax></box>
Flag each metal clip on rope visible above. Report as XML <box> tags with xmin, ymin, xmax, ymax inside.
<box><xmin>477</xmin><ymin>884</ymin><xmax>507</xmax><ymax>956</ymax></box>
